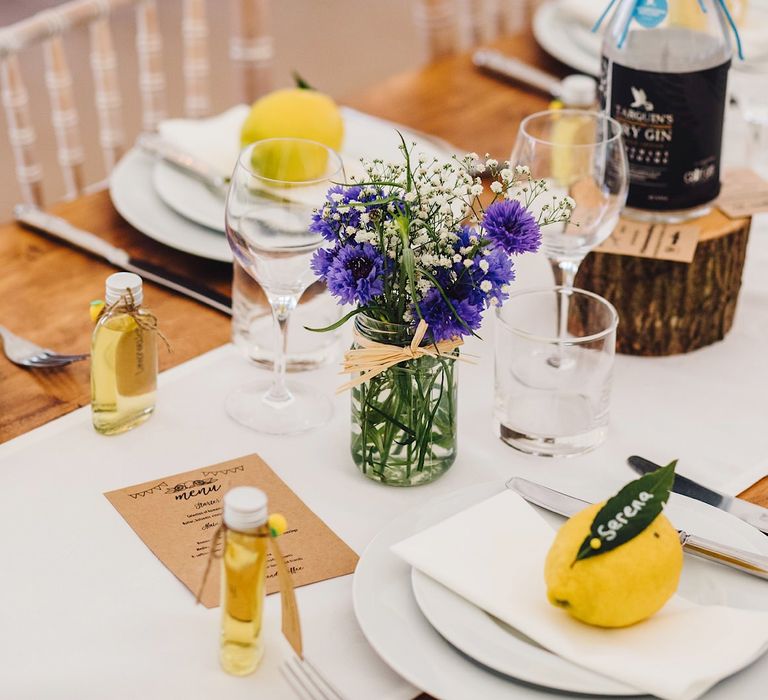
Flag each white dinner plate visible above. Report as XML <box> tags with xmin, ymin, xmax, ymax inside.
<box><xmin>353</xmin><ymin>481</ymin><xmax>768</xmax><ymax>699</ymax></box>
<box><xmin>152</xmin><ymin>107</ymin><xmax>457</xmax><ymax>233</ymax></box>
<box><xmin>109</xmin><ymin>149</ymin><xmax>233</xmax><ymax>262</ymax></box>
<box><xmin>533</xmin><ymin>0</ymin><xmax>601</xmax><ymax>77</ymax></box>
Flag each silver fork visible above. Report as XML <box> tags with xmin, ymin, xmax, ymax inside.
<box><xmin>0</xmin><ymin>325</ymin><xmax>89</xmax><ymax>368</ymax></box>
<box><xmin>280</xmin><ymin>655</ymin><xmax>346</xmax><ymax>700</ymax></box>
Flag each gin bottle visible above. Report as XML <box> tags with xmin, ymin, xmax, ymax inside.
<box><xmin>599</xmin><ymin>0</ymin><xmax>734</xmax><ymax>221</ymax></box>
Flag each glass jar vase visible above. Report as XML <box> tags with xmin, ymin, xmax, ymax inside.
<box><xmin>350</xmin><ymin>315</ymin><xmax>458</xmax><ymax>486</ymax></box>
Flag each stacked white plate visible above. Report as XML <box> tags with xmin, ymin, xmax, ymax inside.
<box><xmin>108</xmin><ymin>107</ymin><xmax>455</xmax><ymax>263</ymax></box>
<box><xmin>353</xmin><ymin>482</ymin><xmax>768</xmax><ymax>699</ymax></box>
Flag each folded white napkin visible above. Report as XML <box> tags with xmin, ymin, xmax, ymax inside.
<box><xmin>392</xmin><ymin>491</ymin><xmax>768</xmax><ymax>700</ymax></box>
<box><xmin>157</xmin><ymin>105</ymin><xmax>455</xmax><ymax>181</ymax></box>
<box><xmin>158</xmin><ymin>104</ymin><xmax>249</xmax><ymax>178</ymax></box>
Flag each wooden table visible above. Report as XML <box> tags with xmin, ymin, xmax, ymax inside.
<box><xmin>1</xmin><ymin>30</ymin><xmax>766</xmax><ymax>497</ymax></box>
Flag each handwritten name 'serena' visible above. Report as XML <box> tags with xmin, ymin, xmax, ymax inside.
<box><xmin>597</xmin><ymin>491</ymin><xmax>654</xmax><ymax>542</ymax></box>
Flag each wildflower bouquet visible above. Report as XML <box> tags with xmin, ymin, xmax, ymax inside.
<box><xmin>311</xmin><ymin>142</ymin><xmax>574</xmax><ymax>485</ymax></box>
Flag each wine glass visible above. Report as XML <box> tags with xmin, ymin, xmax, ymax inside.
<box><xmin>224</xmin><ymin>137</ymin><xmax>344</xmax><ymax>435</ymax></box>
<box><xmin>510</xmin><ymin>110</ymin><xmax>628</xmax><ymax>352</ymax></box>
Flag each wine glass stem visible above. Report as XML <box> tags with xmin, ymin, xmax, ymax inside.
<box><xmin>550</xmin><ymin>258</ymin><xmax>581</xmax><ymax>340</ymax></box>
<box><xmin>265</xmin><ymin>294</ymin><xmax>298</xmax><ymax>405</ymax></box>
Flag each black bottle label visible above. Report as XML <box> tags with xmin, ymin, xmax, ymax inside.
<box><xmin>600</xmin><ymin>56</ymin><xmax>730</xmax><ymax>211</ymax></box>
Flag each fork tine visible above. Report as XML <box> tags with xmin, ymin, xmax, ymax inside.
<box><xmin>281</xmin><ymin>659</ymin><xmax>319</xmax><ymax>700</ymax></box>
<box><xmin>299</xmin><ymin>657</ymin><xmax>346</xmax><ymax>700</ymax></box>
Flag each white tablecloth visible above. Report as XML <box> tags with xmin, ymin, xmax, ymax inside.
<box><xmin>2</xmin><ymin>94</ymin><xmax>768</xmax><ymax>698</ymax></box>
<box><xmin>1</xmin><ymin>214</ymin><xmax>767</xmax><ymax>698</ymax></box>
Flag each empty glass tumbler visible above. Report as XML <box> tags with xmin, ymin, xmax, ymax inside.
<box><xmin>494</xmin><ymin>287</ymin><xmax>618</xmax><ymax>457</ymax></box>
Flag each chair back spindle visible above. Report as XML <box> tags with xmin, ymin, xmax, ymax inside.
<box><xmin>182</xmin><ymin>0</ymin><xmax>210</xmax><ymax>117</ymax></box>
<box><xmin>89</xmin><ymin>14</ymin><xmax>125</xmax><ymax>172</ymax></box>
<box><xmin>43</xmin><ymin>20</ymin><xmax>86</xmax><ymax>199</ymax></box>
<box><xmin>0</xmin><ymin>53</ymin><xmax>43</xmax><ymax>205</ymax></box>
<box><xmin>136</xmin><ymin>0</ymin><xmax>166</xmax><ymax>131</ymax></box>
<box><xmin>229</xmin><ymin>0</ymin><xmax>273</xmax><ymax>104</ymax></box>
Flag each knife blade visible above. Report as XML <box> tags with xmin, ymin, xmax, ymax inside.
<box><xmin>14</xmin><ymin>205</ymin><xmax>232</xmax><ymax>315</ymax></box>
<box><xmin>137</xmin><ymin>132</ymin><xmax>229</xmax><ymax>196</ymax></box>
<box><xmin>507</xmin><ymin>477</ymin><xmax>768</xmax><ymax>581</ymax></box>
<box><xmin>628</xmin><ymin>455</ymin><xmax>768</xmax><ymax>535</ymax></box>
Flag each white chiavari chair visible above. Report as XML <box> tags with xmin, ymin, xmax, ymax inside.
<box><xmin>0</xmin><ymin>0</ymin><xmax>274</xmax><ymax>207</ymax></box>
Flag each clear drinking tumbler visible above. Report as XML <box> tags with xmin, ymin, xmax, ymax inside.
<box><xmin>494</xmin><ymin>287</ymin><xmax>618</xmax><ymax>457</ymax></box>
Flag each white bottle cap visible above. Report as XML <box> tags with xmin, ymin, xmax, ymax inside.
<box><xmin>105</xmin><ymin>272</ymin><xmax>143</xmax><ymax>305</ymax></box>
<box><xmin>223</xmin><ymin>487</ymin><xmax>268</xmax><ymax>533</ymax></box>
<box><xmin>559</xmin><ymin>74</ymin><xmax>597</xmax><ymax>108</ymax></box>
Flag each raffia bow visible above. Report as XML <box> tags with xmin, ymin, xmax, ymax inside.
<box><xmin>337</xmin><ymin>319</ymin><xmax>469</xmax><ymax>393</ymax></box>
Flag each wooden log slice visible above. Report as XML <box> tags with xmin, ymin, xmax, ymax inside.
<box><xmin>573</xmin><ymin>210</ymin><xmax>751</xmax><ymax>356</ymax></box>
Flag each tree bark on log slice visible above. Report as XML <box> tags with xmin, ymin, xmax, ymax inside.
<box><xmin>573</xmin><ymin>210</ymin><xmax>751</xmax><ymax>356</ymax></box>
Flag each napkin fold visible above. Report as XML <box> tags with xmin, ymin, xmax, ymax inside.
<box><xmin>158</xmin><ymin>104</ymin><xmax>250</xmax><ymax>178</ymax></box>
<box><xmin>392</xmin><ymin>491</ymin><xmax>768</xmax><ymax>700</ymax></box>
<box><xmin>156</xmin><ymin>105</ymin><xmax>456</xmax><ymax>183</ymax></box>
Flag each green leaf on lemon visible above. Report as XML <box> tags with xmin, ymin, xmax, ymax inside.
<box><xmin>292</xmin><ymin>71</ymin><xmax>315</xmax><ymax>90</ymax></box>
<box><xmin>574</xmin><ymin>460</ymin><xmax>677</xmax><ymax>564</ymax></box>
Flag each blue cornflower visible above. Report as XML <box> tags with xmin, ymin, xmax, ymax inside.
<box><xmin>310</xmin><ymin>184</ymin><xmax>386</xmax><ymax>242</ymax></box>
<box><xmin>482</xmin><ymin>199</ymin><xmax>541</xmax><ymax>255</ymax></box>
<box><xmin>325</xmin><ymin>243</ymin><xmax>385</xmax><ymax>305</ymax></box>
<box><xmin>449</xmin><ymin>227</ymin><xmax>515</xmax><ymax>308</ymax></box>
<box><xmin>418</xmin><ymin>287</ymin><xmax>483</xmax><ymax>342</ymax></box>
<box><xmin>310</xmin><ymin>246</ymin><xmax>336</xmax><ymax>278</ymax></box>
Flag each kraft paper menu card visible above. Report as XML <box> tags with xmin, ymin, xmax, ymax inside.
<box><xmin>104</xmin><ymin>453</ymin><xmax>359</xmax><ymax>608</ymax></box>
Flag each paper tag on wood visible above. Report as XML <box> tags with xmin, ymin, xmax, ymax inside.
<box><xmin>594</xmin><ymin>220</ymin><xmax>700</xmax><ymax>263</ymax></box>
<box><xmin>717</xmin><ymin>168</ymin><xmax>768</xmax><ymax>218</ymax></box>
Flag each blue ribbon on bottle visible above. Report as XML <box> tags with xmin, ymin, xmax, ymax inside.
<box><xmin>592</xmin><ymin>0</ymin><xmax>744</xmax><ymax>60</ymax></box>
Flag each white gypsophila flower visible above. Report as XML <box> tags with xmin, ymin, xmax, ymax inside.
<box><xmin>515</xmin><ymin>165</ymin><xmax>531</xmax><ymax>175</ymax></box>
<box><xmin>332</xmin><ymin>213</ymin><xmax>341</xmax><ymax>221</ymax></box>
<box><xmin>345</xmin><ymin>225</ymin><xmax>357</xmax><ymax>236</ymax></box>
<box><xmin>486</xmin><ymin>158</ymin><xmax>498</xmax><ymax>169</ymax></box>
<box><xmin>417</xmin><ymin>278</ymin><xmax>432</xmax><ymax>295</ymax></box>
<box><xmin>453</xmin><ymin>254</ymin><xmax>462</xmax><ymax>263</ymax></box>
<box><xmin>467</xmin><ymin>152</ymin><xmax>479</xmax><ymax>162</ymax></box>
<box><xmin>463</xmin><ymin>259</ymin><xmax>473</xmax><ymax>268</ymax></box>
<box><xmin>360</xmin><ymin>213</ymin><xmax>370</xmax><ymax>225</ymax></box>
<box><xmin>404</xmin><ymin>191</ymin><xmax>417</xmax><ymax>203</ymax></box>
<box><xmin>564</xmin><ymin>196</ymin><xmax>576</xmax><ymax>209</ymax></box>
<box><xmin>329</xmin><ymin>192</ymin><xmax>344</xmax><ymax>203</ymax></box>
<box><xmin>490</xmin><ymin>181</ymin><xmax>503</xmax><ymax>194</ymax></box>
<box><xmin>474</xmin><ymin>162</ymin><xmax>486</xmax><ymax>174</ymax></box>
<box><xmin>490</xmin><ymin>296</ymin><xmax>499</xmax><ymax>306</ymax></box>
<box><xmin>480</xmin><ymin>280</ymin><xmax>492</xmax><ymax>292</ymax></box>
<box><xmin>500</xmin><ymin>168</ymin><xmax>512</xmax><ymax>181</ymax></box>
<box><xmin>470</xmin><ymin>184</ymin><xmax>483</xmax><ymax>196</ymax></box>
<box><xmin>479</xmin><ymin>259</ymin><xmax>489</xmax><ymax>273</ymax></box>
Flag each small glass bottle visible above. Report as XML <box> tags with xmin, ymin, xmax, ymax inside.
<box><xmin>220</xmin><ymin>487</ymin><xmax>269</xmax><ymax>676</ymax></box>
<box><xmin>91</xmin><ymin>272</ymin><xmax>158</xmax><ymax>435</ymax></box>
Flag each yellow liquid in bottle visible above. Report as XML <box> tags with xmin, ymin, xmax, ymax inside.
<box><xmin>91</xmin><ymin>309</ymin><xmax>157</xmax><ymax>435</ymax></box>
<box><xmin>220</xmin><ymin>527</ymin><xmax>269</xmax><ymax>676</ymax></box>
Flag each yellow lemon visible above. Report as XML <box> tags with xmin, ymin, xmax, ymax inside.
<box><xmin>544</xmin><ymin>502</ymin><xmax>683</xmax><ymax>628</ymax></box>
<box><xmin>240</xmin><ymin>87</ymin><xmax>343</xmax><ymax>182</ymax></box>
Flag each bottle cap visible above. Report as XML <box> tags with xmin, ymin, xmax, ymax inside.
<box><xmin>105</xmin><ymin>272</ymin><xmax>143</xmax><ymax>306</ymax></box>
<box><xmin>223</xmin><ymin>487</ymin><xmax>268</xmax><ymax>533</ymax></box>
<box><xmin>559</xmin><ymin>74</ymin><xmax>597</xmax><ymax>108</ymax></box>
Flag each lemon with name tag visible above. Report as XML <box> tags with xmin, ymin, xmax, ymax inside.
<box><xmin>544</xmin><ymin>461</ymin><xmax>683</xmax><ymax>628</ymax></box>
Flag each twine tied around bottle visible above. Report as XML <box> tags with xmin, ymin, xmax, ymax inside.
<box><xmin>195</xmin><ymin>517</ymin><xmax>302</xmax><ymax>658</ymax></box>
<box><xmin>96</xmin><ymin>288</ymin><xmax>172</xmax><ymax>353</ymax></box>
<box><xmin>336</xmin><ymin>319</ymin><xmax>471</xmax><ymax>393</ymax></box>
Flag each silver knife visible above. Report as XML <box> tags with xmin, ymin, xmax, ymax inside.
<box><xmin>137</xmin><ymin>132</ymin><xmax>229</xmax><ymax>196</ymax></box>
<box><xmin>507</xmin><ymin>477</ymin><xmax>768</xmax><ymax>581</ymax></box>
<box><xmin>14</xmin><ymin>205</ymin><xmax>232</xmax><ymax>315</ymax></box>
<box><xmin>628</xmin><ymin>455</ymin><xmax>768</xmax><ymax>535</ymax></box>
